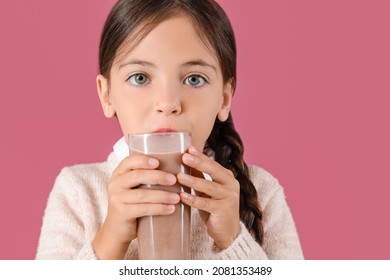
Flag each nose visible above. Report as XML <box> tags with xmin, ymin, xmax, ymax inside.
<box><xmin>154</xmin><ymin>86</ymin><xmax>182</xmax><ymax>116</ymax></box>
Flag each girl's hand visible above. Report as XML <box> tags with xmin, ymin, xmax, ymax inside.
<box><xmin>177</xmin><ymin>146</ymin><xmax>241</xmax><ymax>250</ymax></box>
<box><xmin>93</xmin><ymin>155</ymin><xmax>180</xmax><ymax>259</ymax></box>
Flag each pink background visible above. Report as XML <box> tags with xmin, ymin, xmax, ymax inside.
<box><xmin>0</xmin><ymin>0</ymin><xmax>389</xmax><ymax>259</ymax></box>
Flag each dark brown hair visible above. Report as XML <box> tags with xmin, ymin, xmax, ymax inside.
<box><xmin>99</xmin><ymin>0</ymin><xmax>264</xmax><ymax>245</ymax></box>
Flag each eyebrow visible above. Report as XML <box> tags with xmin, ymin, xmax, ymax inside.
<box><xmin>119</xmin><ymin>59</ymin><xmax>156</xmax><ymax>69</ymax></box>
<box><xmin>119</xmin><ymin>59</ymin><xmax>217</xmax><ymax>72</ymax></box>
<box><xmin>182</xmin><ymin>59</ymin><xmax>217</xmax><ymax>72</ymax></box>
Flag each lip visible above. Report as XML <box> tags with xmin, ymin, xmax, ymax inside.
<box><xmin>153</xmin><ymin>128</ymin><xmax>178</xmax><ymax>133</ymax></box>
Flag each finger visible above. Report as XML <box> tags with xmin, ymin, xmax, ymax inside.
<box><xmin>182</xmin><ymin>146</ymin><xmax>234</xmax><ymax>184</ymax></box>
<box><xmin>110</xmin><ymin>169</ymin><xmax>177</xmax><ymax>190</ymax></box>
<box><xmin>113</xmin><ymin>154</ymin><xmax>160</xmax><ymax>177</ymax></box>
<box><xmin>124</xmin><ymin>203</ymin><xmax>177</xmax><ymax>218</ymax></box>
<box><xmin>177</xmin><ymin>173</ymin><xmax>223</xmax><ymax>199</ymax></box>
<box><xmin>112</xmin><ymin>189</ymin><xmax>180</xmax><ymax>204</ymax></box>
<box><xmin>180</xmin><ymin>192</ymin><xmax>215</xmax><ymax>213</ymax></box>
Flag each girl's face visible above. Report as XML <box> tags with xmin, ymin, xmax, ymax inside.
<box><xmin>97</xmin><ymin>16</ymin><xmax>233</xmax><ymax>152</ymax></box>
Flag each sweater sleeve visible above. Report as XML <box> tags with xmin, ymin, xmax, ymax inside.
<box><xmin>210</xmin><ymin>168</ymin><xmax>304</xmax><ymax>260</ymax></box>
<box><xmin>260</xmin><ymin>187</ymin><xmax>304</xmax><ymax>259</ymax></box>
<box><xmin>35</xmin><ymin>168</ymin><xmax>98</xmax><ymax>260</ymax></box>
<box><xmin>210</xmin><ymin>222</ymin><xmax>268</xmax><ymax>259</ymax></box>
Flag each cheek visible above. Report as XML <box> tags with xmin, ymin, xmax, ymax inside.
<box><xmin>187</xmin><ymin>91</ymin><xmax>223</xmax><ymax>147</ymax></box>
<box><xmin>111</xmin><ymin>93</ymin><xmax>150</xmax><ymax>134</ymax></box>
<box><xmin>190</xmin><ymin>107</ymin><xmax>218</xmax><ymax>150</ymax></box>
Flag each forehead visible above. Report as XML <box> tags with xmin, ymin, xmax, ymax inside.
<box><xmin>114</xmin><ymin>16</ymin><xmax>219</xmax><ymax>67</ymax></box>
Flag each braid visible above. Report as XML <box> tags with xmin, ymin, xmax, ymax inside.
<box><xmin>205</xmin><ymin>113</ymin><xmax>264</xmax><ymax>245</ymax></box>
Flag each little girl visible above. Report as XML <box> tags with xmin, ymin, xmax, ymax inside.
<box><xmin>36</xmin><ymin>0</ymin><xmax>303</xmax><ymax>260</ymax></box>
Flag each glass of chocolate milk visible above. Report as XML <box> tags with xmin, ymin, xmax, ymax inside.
<box><xmin>128</xmin><ymin>132</ymin><xmax>191</xmax><ymax>260</ymax></box>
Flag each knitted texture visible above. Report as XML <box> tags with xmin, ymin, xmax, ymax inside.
<box><xmin>36</xmin><ymin>153</ymin><xmax>304</xmax><ymax>260</ymax></box>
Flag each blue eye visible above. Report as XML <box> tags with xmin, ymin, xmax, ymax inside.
<box><xmin>128</xmin><ymin>73</ymin><xmax>149</xmax><ymax>86</ymax></box>
<box><xmin>185</xmin><ymin>75</ymin><xmax>207</xmax><ymax>88</ymax></box>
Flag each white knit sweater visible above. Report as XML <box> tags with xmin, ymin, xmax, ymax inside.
<box><xmin>36</xmin><ymin>151</ymin><xmax>304</xmax><ymax>260</ymax></box>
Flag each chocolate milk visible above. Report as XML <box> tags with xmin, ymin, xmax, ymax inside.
<box><xmin>130</xmin><ymin>148</ymin><xmax>191</xmax><ymax>260</ymax></box>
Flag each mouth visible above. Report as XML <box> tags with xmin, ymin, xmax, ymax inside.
<box><xmin>153</xmin><ymin>128</ymin><xmax>178</xmax><ymax>133</ymax></box>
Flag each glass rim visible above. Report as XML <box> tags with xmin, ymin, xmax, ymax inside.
<box><xmin>128</xmin><ymin>131</ymin><xmax>192</xmax><ymax>138</ymax></box>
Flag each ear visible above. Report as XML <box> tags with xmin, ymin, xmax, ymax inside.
<box><xmin>96</xmin><ymin>74</ymin><xmax>116</xmax><ymax>118</ymax></box>
<box><xmin>217</xmin><ymin>80</ymin><xmax>234</xmax><ymax>122</ymax></box>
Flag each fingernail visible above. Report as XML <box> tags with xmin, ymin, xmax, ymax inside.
<box><xmin>170</xmin><ymin>193</ymin><xmax>180</xmax><ymax>202</ymax></box>
<box><xmin>179</xmin><ymin>173</ymin><xmax>189</xmax><ymax>181</ymax></box>
<box><xmin>167</xmin><ymin>174</ymin><xmax>176</xmax><ymax>183</ymax></box>
<box><xmin>184</xmin><ymin>153</ymin><xmax>195</xmax><ymax>162</ymax></box>
<box><xmin>167</xmin><ymin>205</ymin><xmax>175</xmax><ymax>211</ymax></box>
<box><xmin>182</xmin><ymin>192</ymin><xmax>191</xmax><ymax>201</ymax></box>
<box><xmin>189</xmin><ymin>146</ymin><xmax>199</xmax><ymax>155</ymax></box>
<box><xmin>149</xmin><ymin>158</ymin><xmax>159</xmax><ymax>166</ymax></box>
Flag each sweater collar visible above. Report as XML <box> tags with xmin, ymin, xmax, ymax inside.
<box><xmin>113</xmin><ymin>136</ymin><xmax>129</xmax><ymax>161</ymax></box>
